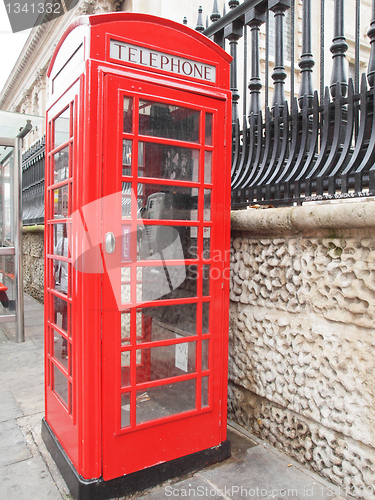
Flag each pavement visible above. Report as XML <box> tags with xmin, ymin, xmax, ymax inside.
<box><xmin>0</xmin><ymin>294</ymin><xmax>349</xmax><ymax>500</ymax></box>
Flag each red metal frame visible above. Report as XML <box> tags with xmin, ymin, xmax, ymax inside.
<box><xmin>44</xmin><ymin>12</ymin><xmax>231</xmax><ymax>483</ymax></box>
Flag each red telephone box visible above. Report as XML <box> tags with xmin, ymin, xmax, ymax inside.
<box><xmin>42</xmin><ymin>12</ymin><xmax>232</xmax><ymax>500</ymax></box>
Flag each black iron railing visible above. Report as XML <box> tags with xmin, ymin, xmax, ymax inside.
<box><xmin>194</xmin><ymin>0</ymin><xmax>375</xmax><ymax>207</ymax></box>
<box><xmin>22</xmin><ymin>137</ymin><xmax>45</xmax><ymax>225</ymax></box>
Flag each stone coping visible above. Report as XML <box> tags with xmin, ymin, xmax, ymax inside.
<box><xmin>231</xmin><ymin>199</ymin><xmax>375</xmax><ymax>234</ymax></box>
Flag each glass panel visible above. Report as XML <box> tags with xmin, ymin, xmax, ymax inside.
<box><xmin>53</xmin><ymin>295</ymin><xmax>68</xmax><ymax>332</ymax></box>
<box><xmin>137</xmin><ymin>265</ymin><xmax>197</xmax><ymax>302</ymax></box>
<box><xmin>139</xmin><ymin>225</ymin><xmax>197</xmax><ymax>261</ymax></box>
<box><xmin>136</xmin><ymin>379</ymin><xmax>196</xmax><ymax>424</ymax></box>
<box><xmin>202</xmin><ymin>302</ymin><xmax>210</xmax><ymax>333</ymax></box>
<box><xmin>203</xmin><ymin>229</ymin><xmax>210</xmax><ymax>259</ymax></box>
<box><xmin>53</xmin><ymin>365</ymin><xmax>68</xmax><ymax>407</ymax></box>
<box><xmin>203</xmin><ymin>265</ymin><xmax>210</xmax><ymax>296</ymax></box>
<box><xmin>0</xmin><ymin>254</ymin><xmax>15</xmax><ymax>316</ymax></box>
<box><xmin>121</xmin><ymin>351</ymin><xmax>131</xmax><ymax>387</ymax></box>
<box><xmin>121</xmin><ymin>311</ymin><xmax>131</xmax><ymax>345</ymax></box>
<box><xmin>202</xmin><ymin>339</ymin><xmax>209</xmax><ymax>371</ymax></box>
<box><xmin>122</xmin><ymin>140</ymin><xmax>132</xmax><ymax>176</ymax></box>
<box><xmin>53</xmin><ymin>329</ymin><xmax>68</xmax><ymax>369</ymax></box>
<box><xmin>205</xmin><ymin>113</ymin><xmax>213</xmax><ymax>146</ymax></box>
<box><xmin>204</xmin><ymin>151</ymin><xmax>212</xmax><ymax>184</ymax></box>
<box><xmin>137</xmin><ymin>184</ymin><xmax>198</xmax><ymax>221</ymax></box>
<box><xmin>121</xmin><ymin>393</ymin><xmax>131</xmax><ymax>428</ymax></box>
<box><xmin>53</xmin><ymin>185</ymin><xmax>69</xmax><ymax>219</ymax></box>
<box><xmin>54</xmin><ymin>107</ymin><xmax>70</xmax><ymax>148</ymax></box>
<box><xmin>122</xmin><ymin>182</ymin><xmax>132</xmax><ymax>219</ymax></box>
<box><xmin>138</xmin><ymin>143</ymin><xmax>199</xmax><ymax>181</ymax></box>
<box><xmin>53</xmin><ymin>223</ymin><xmax>69</xmax><ymax>256</ymax></box>
<box><xmin>139</xmin><ymin>101</ymin><xmax>200</xmax><ymax>142</ymax></box>
<box><xmin>204</xmin><ymin>189</ymin><xmax>211</xmax><ymax>221</ymax></box>
<box><xmin>0</xmin><ymin>153</ymin><xmax>14</xmax><ymax>246</ymax></box>
<box><xmin>123</xmin><ymin>97</ymin><xmax>133</xmax><ymax>134</ymax></box>
<box><xmin>202</xmin><ymin>376</ymin><xmax>209</xmax><ymax>408</ymax></box>
<box><xmin>121</xmin><ymin>284</ymin><xmax>131</xmax><ymax>304</ymax></box>
<box><xmin>137</xmin><ymin>303</ymin><xmax>197</xmax><ymax>342</ymax></box>
<box><xmin>136</xmin><ymin>342</ymin><xmax>196</xmax><ymax>384</ymax></box>
<box><xmin>138</xmin><ymin>142</ymin><xmax>144</xmax><ymax>177</ymax></box>
<box><xmin>53</xmin><ymin>146</ymin><xmax>69</xmax><ymax>183</ymax></box>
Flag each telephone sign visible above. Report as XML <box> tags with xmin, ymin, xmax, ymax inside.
<box><xmin>42</xmin><ymin>12</ymin><xmax>232</xmax><ymax>500</ymax></box>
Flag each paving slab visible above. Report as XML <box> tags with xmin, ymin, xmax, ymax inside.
<box><xmin>0</xmin><ymin>419</ymin><xmax>32</xmax><ymax>467</ymax></box>
<box><xmin>0</xmin><ymin>391</ymin><xmax>23</xmax><ymax>422</ymax></box>
<box><xmin>0</xmin><ymin>455</ymin><xmax>63</xmax><ymax>500</ymax></box>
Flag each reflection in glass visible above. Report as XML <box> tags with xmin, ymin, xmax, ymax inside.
<box><xmin>121</xmin><ymin>312</ymin><xmax>131</xmax><ymax>345</ymax></box>
<box><xmin>123</xmin><ymin>97</ymin><xmax>133</xmax><ymax>133</ymax></box>
<box><xmin>53</xmin><ymin>295</ymin><xmax>68</xmax><ymax>333</ymax></box>
<box><xmin>202</xmin><ymin>376</ymin><xmax>209</xmax><ymax>408</ymax></box>
<box><xmin>122</xmin><ymin>182</ymin><xmax>132</xmax><ymax>219</ymax></box>
<box><xmin>139</xmin><ymin>101</ymin><xmax>200</xmax><ymax>142</ymax></box>
<box><xmin>121</xmin><ymin>351</ymin><xmax>131</xmax><ymax>387</ymax></box>
<box><xmin>53</xmin><ymin>223</ymin><xmax>69</xmax><ymax>256</ymax></box>
<box><xmin>53</xmin><ymin>365</ymin><xmax>68</xmax><ymax>407</ymax></box>
<box><xmin>122</xmin><ymin>140</ymin><xmax>132</xmax><ymax>176</ymax></box>
<box><xmin>204</xmin><ymin>151</ymin><xmax>212</xmax><ymax>184</ymax></box>
<box><xmin>136</xmin><ymin>342</ymin><xmax>196</xmax><ymax>383</ymax></box>
<box><xmin>202</xmin><ymin>339</ymin><xmax>209</xmax><ymax>371</ymax></box>
<box><xmin>121</xmin><ymin>284</ymin><xmax>131</xmax><ymax>304</ymax></box>
<box><xmin>203</xmin><ymin>265</ymin><xmax>210</xmax><ymax>296</ymax></box>
<box><xmin>137</xmin><ymin>184</ymin><xmax>198</xmax><ymax>221</ymax></box>
<box><xmin>139</xmin><ymin>225</ymin><xmax>196</xmax><ymax>261</ymax></box>
<box><xmin>54</xmin><ymin>146</ymin><xmax>69</xmax><ymax>183</ymax></box>
<box><xmin>53</xmin><ymin>329</ymin><xmax>68</xmax><ymax>369</ymax></box>
<box><xmin>136</xmin><ymin>303</ymin><xmax>197</xmax><ymax>343</ymax></box>
<box><xmin>121</xmin><ymin>393</ymin><xmax>131</xmax><ymax>428</ymax></box>
<box><xmin>136</xmin><ymin>379</ymin><xmax>196</xmax><ymax>424</ymax></box>
<box><xmin>137</xmin><ymin>265</ymin><xmax>197</xmax><ymax>302</ymax></box>
<box><xmin>202</xmin><ymin>302</ymin><xmax>210</xmax><ymax>333</ymax></box>
<box><xmin>204</xmin><ymin>189</ymin><xmax>211</xmax><ymax>221</ymax></box>
<box><xmin>53</xmin><ymin>185</ymin><xmax>69</xmax><ymax>219</ymax></box>
<box><xmin>54</xmin><ymin>107</ymin><xmax>70</xmax><ymax>148</ymax></box>
<box><xmin>205</xmin><ymin>113</ymin><xmax>213</xmax><ymax>145</ymax></box>
<box><xmin>138</xmin><ymin>142</ymin><xmax>199</xmax><ymax>181</ymax></box>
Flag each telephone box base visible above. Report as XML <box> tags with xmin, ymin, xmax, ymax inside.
<box><xmin>41</xmin><ymin>418</ymin><xmax>231</xmax><ymax>500</ymax></box>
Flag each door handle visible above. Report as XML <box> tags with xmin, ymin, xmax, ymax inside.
<box><xmin>105</xmin><ymin>232</ymin><xmax>116</xmax><ymax>254</ymax></box>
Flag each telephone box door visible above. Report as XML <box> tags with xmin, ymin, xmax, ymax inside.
<box><xmin>100</xmin><ymin>74</ymin><xmax>230</xmax><ymax>480</ymax></box>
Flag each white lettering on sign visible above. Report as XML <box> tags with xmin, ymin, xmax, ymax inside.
<box><xmin>109</xmin><ymin>39</ymin><xmax>216</xmax><ymax>83</ymax></box>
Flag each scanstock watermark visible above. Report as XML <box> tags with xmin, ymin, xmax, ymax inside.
<box><xmin>3</xmin><ymin>0</ymin><xmax>79</xmax><ymax>33</ymax></box>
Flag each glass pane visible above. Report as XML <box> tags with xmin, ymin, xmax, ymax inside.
<box><xmin>136</xmin><ymin>342</ymin><xmax>196</xmax><ymax>383</ymax></box>
<box><xmin>54</xmin><ymin>107</ymin><xmax>70</xmax><ymax>148</ymax></box>
<box><xmin>203</xmin><ymin>265</ymin><xmax>210</xmax><ymax>296</ymax></box>
<box><xmin>138</xmin><ymin>143</ymin><xmax>199</xmax><ymax>181</ymax></box>
<box><xmin>0</xmin><ymin>153</ymin><xmax>14</xmax><ymax>245</ymax></box>
<box><xmin>205</xmin><ymin>113</ymin><xmax>213</xmax><ymax>145</ymax></box>
<box><xmin>136</xmin><ymin>379</ymin><xmax>196</xmax><ymax>424</ymax></box>
<box><xmin>202</xmin><ymin>339</ymin><xmax>209</xmax><ymax>371</ymax></box>
<box><xmin>0</xmin><ymin>255</ymin><xmax>15</xmax><ymax>316</ymax></box>
<box><xmin>204</xmin><ymin>189</ymin><xmax>211</xmax><ymax>221</ymax></box>
<box><xmin>137</xmin><ymin>184</ymin><xmax>198</xmax><ymax>221</ymax></box>
<box><xmin>53</xmin><ymin>365</ymin><xmax>68</xmax><ymax>407</ymax></box>
<box><xmin>202</xmin><ymin>302</ymin><xmax>210</xmax><ymax>333</ymax></box>
<box><xmin>137</xmin><ymin>265</ymin><xmax>197</xmax><ymax>302</ymax></box>
<box><xmin>53</xmin><ymin>295</ymin><xmax>68</xmax><ymax>332</ymax></box>
<box><xmin>121</xmin><ymin>284</ymin><xmax>131</xmax><ymax>304</ymax></box>
<box><xmin>139</xmin><ymin>225</ymin><xmax>197</xmax><ymax>261</ymax></box>
<box><xmin>122</xmin><ymin>140</ymin><xmax>132</xmax><ymax>176</ymax></box>
<box><xmin>139</xmin><ymin>101</ymin><xmax>200</xmax><ymax>142</ymax></box>
<box><xmin>53</xmin><ymin>329</ymin><xmax>68</xmax><ymax>369</ymax></box>
<box><xmin>121</xmin><ymin>311</ymin><xmax>131</xmax><ymax>345</ymax></box>
<box><xmin>53</xmin><ymin>185</ymin><xmax>69</xmax><ymax>219</ymax></box>
<box><xmin>137</xmin><ymin>303</ymin><xmax>197</xmax><ymax>342</ymax></box>
<box><xmin>204</xmin><ymin>151</ymin><xmax>212</xmax><ymax>184</ymax></box>
<box><xmin>123</xmin><ymin>96</ymin><xmax>133</xmax><ymax>134</ymax></box>
<box><xmin>53</xmin><ymin>146</ymin><xmax>69</xmax><ymax>183</ymax></box>
<box><xmin>122</xmin><ymin>182</ymin><xmax>132</xmax><ymax>219</ymax></box>
<box><xmin>53</xmin><ymin>223</ymin><xmax>69</xmax><ymax>255</ymax></box>
<box><xmin>203</xmin><ymin>229</ymin><xmax>211</xmax><ymax>259</ymax></box>
<box><xmin>121</xmin><ymin>351</ymin><xmax>131</xmax><ymax>387</ymax></box>
<box><xmin>121</xmin><ymin>393</ymin><xmax>131</xmax><ymax>428</ymax></box>
<box><xmin>202</xmin><ymin>376</ymin><xmax>209</xmax><ymax>408</ymax></box>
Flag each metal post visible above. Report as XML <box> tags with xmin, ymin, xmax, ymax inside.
<box><xmin>246</xmin><ymin>8</ymin><xmax>266</xmax><ymax>115</ymax></box>
<box><xmin>14</xmin><ymin>136</ymin><xmax>25</xmax><ymax>343</ymax></box>
<box><xmin>298</xmin><ymin>0</ymin><xmax>315</xmax><ymax>107</ymax></box>
<box><xmin>367</xmin><ymin>0</ymin><xmax>375</xmax><ymax>88</ymax></box>
<box><xmin>330</xmin><ymin>0</ymin><xmax>348</xmax><ymax>98</ymax></box>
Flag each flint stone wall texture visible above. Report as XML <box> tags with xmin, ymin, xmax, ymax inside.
<box><xmin>23</xmin><ymin>229</ymin><xmax>44</xmax><ymax>302</ymax></box>
<box><xmin>229</xmin><ymin>201</ymin><xmax>375</xmax><ymax>499</ymax></box>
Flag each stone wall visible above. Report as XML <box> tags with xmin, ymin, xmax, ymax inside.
<box><xmin>23</xmin><ymin>228</ymin><xmax>44</xmax><ymax>302</ymax></box>
<box><xmin>229</xmin><ymin>200</ymin><xmax>375</xmax><ymax>499</ymax></box>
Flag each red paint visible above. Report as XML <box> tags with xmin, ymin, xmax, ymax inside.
<box><xmin>45</xmin><ymin>12</ymin><xmax>231</xmax><ymax>483</ymax></box>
